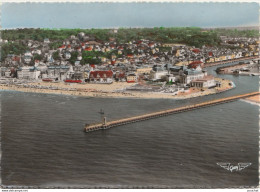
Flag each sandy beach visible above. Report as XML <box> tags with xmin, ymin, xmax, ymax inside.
<box><xmin>246</xmin><ymin>95</ymin><xmax>260</xmax><ymax>103</ymax></box>
<box><xmin>242</xmin><ymin>95</ymin><xmax>260</xmax><ymax>106</ymax></box>
<box><xmin>0</xmin><ymin>78</ymin><xmax>234</xmax><ymax>99</ymax></box>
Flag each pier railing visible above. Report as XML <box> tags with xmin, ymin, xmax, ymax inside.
<box><xmin>85</xmin><ymin>91</ymin><xmax>260</xmax><ymax>133</ymax></box>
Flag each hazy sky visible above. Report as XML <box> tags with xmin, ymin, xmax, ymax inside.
<box><xmin>1</xmin><ymin>2</ymin><xmax>259</xmax><ymax>29</ymax></box>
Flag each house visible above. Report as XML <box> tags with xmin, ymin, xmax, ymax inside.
<box><xmin>148</xmin><ymin>43</ymin><xmax>155</xmax><ymax>48</ymax></box>
<box><xmin>64</xmin><ymin>52</ymin><xmax>71</xmax><ymax>60</ymax></box>
<box><xmin>70</xmin><ymin>35</ymin><xmax>76</xmax><ymax>39</ymax></box>
<box><xmin>166</xmin><ymin>74</ymin><xmax>177</xmax><ymax>83</ymax></box>
<box><xmin>32</xmin><ymin>49</ymin><xmax>42</xmax><ymax>55</ymax></box>
<box><xmin>78</xmin><ymin>32</ymin><xmax>85</xmax><ymax>39</ymax></box>
<box><xmin>46</xmin><ymin>54</ymin><xmax>54</xmax><ymax>63</ymax></box>
<box><xmin>76</xmin><ymin>47</ymin><xmax>82</xmax><ymax>52</ymax></box>
<box><xmin>188</xmin><ymin>61</ymin><xmax>204</xmax><ymax>69</ymax></box>
<box><xmin>24</xmin><ymin>51</ymin><xmax>33</xmax><ymax>57</ymax></box>
<box><xmin>175</xmin><ymin>60</ymin><xmax>189</xmax><ymax>66</ymax></box>
<box><xmin>219</xmin><ymin>55</ymin><xmax>227</xmax><ymax>61</ymax></box>
<box><xmin>136</xmin><ymin>67</ymin><xmax>152</xmax><ymax>75</ymax></box>
<box><xmin>34</xmin><ymin>60</ymin><xmax>40</xmax><ymax>66</ymax></box>
<box><xmin>206</xmin><ymin>57</ymin><xmax>215</xmax><ymax>63</ymax></box>
<box><xmin>170</xmin><ymin>66</ymin><xmax>186</xmax><ymax>76</ymax></box>
<box><xmin>11</xmin><ymin>56</ymin><xmax>21</xmax><ymax>66</ymax></box>
<box><xmin>0</xmin><ymin>67</ymin><xmax>8</xmax><ymax>77</ymax></box>
<box><xmin>111</xmin><ymin>60</ymin><xmax>116</xmax><ymax>65</ymax></box>
<box><xmin>24</xmin><ymin>55</ymin><xmax>32</xmax><ymax>64</ymax></box>
<box><xmin>17</xmin><ymin>66</ymin><xmax>41</xmax><ymax>80</ymax></box>
<box><xmin>47</xmin><ymin>65</ymin><xmax>72</xmax><ymax>81</ymax></box>
<box><xmin>74</xmin><ymin>61</ymin><xmax>80</xmax><ymax>66</ymax></box>
<box><xmin>149</xmin><ymin>70</ymin><xmax>168</xmax><ymax>80</ymax></box>
<box><xmin>127</xmin><ymin>74</ymin><xmax>137</xmax><ymax>83</ymax></box>
<box><xmin>84</xmin><ymin>47</ymin><xmax>93</xmax><ymax>51</ymax></box>
<box><xmin>162</xmin><ymin>43</ymin><xmax>185</xmax><ymax>47</ymax></box>
<box><xmin>58</xmin><ymin>45</ymin><xmax>66</xmax><ymax>51</ymax></box>
<box><xmin>73</xmin><ymin>71</ymin><xmax>84</xmax><ymax>80</ymax></box>
<box><xmin>111</xmin><ymin>29</ymin><xmax>118</xmax><ymax>34</ymax></box>
<box><xmin>192</xmin><ymin>48</ymin><xmax>200</xmax><ymax>54</ymax></box>
<box><xmin>66</xmin><ymin>45</ymin><xmax>72</xmax><ymax>52</ymax></box>
<box><xmin>4</xmin><ymin>69</ymin><xmax>12</xmax><ymax>77</ymax></box>
<box><xmin>89</xmin><ymin>70</ymin><xmax>113</xmax><ymax>83</ymax></box>
<box><xmin>114</xmin><ymin>71</ymin><xmax>126</xmax><ymax>82</ymax></box>
<box><xmin>44</xmin><ymin>38</ymin><xmax>50</xmax><ymax>44</ymax></box>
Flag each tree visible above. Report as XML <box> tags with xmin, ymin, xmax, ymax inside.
<box><xmin>52</xmin><ymin>51</ymin><xmax>60</xmax><ymax>60</ymax></box>
<box><xmin>33</xmin><ymin>54</ymin><xmax>43</xmax><ymax>61</ymax></box>
<box><xmin>69</xmin><ymin>51</ymin><xmax>79</xmax><ymax>64</ymax></box>
<box><xmin>81</xmin><ymin>51</ymin><xmax>101</xmax><ymax>65</ymax></box>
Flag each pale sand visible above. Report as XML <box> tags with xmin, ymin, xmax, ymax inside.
<box><xmin>245</xmin><ymin>95</ymin><xmax>260</xmax><ymax>103</ymax></box>
<box><xmin>0</xmin><ymin>78</ymin><xmax>233</xmax><ymax>100</ymax></box>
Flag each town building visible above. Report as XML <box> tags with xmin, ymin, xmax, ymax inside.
<box><xmin>190</xmin><ymin>75</ymin><xmax>216</xmax><ymax>88</ymax></box>
<box><xmin>136</xmin><ymin>67</ymin><xmax>152</xmax><ymax>75</ymax></box>
<box><xmin>89</xmin><ymin>70</ymin><xmax>113</xmax><ymax>83</ymax></box>
<box><xmin>179</xmin><ymin>68</ymin><xmax>206</xmax><ymax>84</ymax></box>
<box><xmin>46</xmin><ymin>65</ymin><xmax>73</xmax><ymax>81</ymax></box>
<box><xmin>127</xmin><ymin>74</ymin><xmax>138</xmax><ymax>83</ymax></box>
<box><xmin>17</xmin><ymin>66</ymin><xmax>41</xmax><ymax>80</ymax></box>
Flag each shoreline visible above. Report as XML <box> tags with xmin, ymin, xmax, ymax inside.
<box><xmin>241</xmin><ymin>99</ymin><xmax>260</xmax><ymax>107</ymax></box>
<box><xmin>241</xmin><ymin>95</ymin><xmax>260</xmax><ymax>106</ymax></box>
<box><xmin>0</xmin><ymin>78</ymin><xmax>234</xmax><ymax>100</ymax></box>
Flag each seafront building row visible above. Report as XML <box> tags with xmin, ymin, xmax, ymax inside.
<box><xmin>0</xmin><ymin>31</ymin><xmax>259</xmax><ymax>90</ymax></box>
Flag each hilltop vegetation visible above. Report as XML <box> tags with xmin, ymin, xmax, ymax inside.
<box><xmin>1</xmin><ymin>27</ymin><xmax>258</xmax><ymax>63</ymax></box>
<box><xmin>214</xmin><ymin>28</ymin><xmax>259</xmax><ymax>38</ymax></box>
<box><xmin>2</xmin><ymin>27</ymin><xmax>259</xmax><ymax>48</ymax></box>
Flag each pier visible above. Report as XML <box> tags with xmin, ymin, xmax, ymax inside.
<box><xmin>85</xmin><ymin>92</ymin><xmax>260</xmax><ymax>132</ymax></box>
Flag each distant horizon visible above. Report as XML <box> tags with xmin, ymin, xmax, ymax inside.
<box><xmin>2</xmin><ymin>25</ymin><xmax>259</xmax><ymax>30</ymax></box>
<box><xmin>1</xmin><ymin>2</ymin><xmax>259</xmax><ymax>29</ymax></box>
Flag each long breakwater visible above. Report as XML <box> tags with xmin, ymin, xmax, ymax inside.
<box><xmin>85</xmin><ymin>92</ymin><xmax>260</xmax><ymax>133</ymax></box>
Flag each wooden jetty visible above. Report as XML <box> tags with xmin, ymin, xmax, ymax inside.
<box><xmin>85</xmin><ymin>91</ymin><xmax>260</xmax><ymax>133</ymax></box>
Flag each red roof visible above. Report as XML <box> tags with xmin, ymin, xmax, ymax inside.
<box><xmin>189</xmin><ymin>60</ymin><xmax>203</xmax><ymax>65</ymax></box>
<box><xmin>10</xmin><ymin>68</ymin><xmax>16</xmax><ymax>73</ymax></box>
<box><xmin>118</xmin><ymin>73</ymin><xmax>125</xmax><ymax>78</ymax></box>
<box><xmin>192</xmin><ymin>49</ymin><xmax>200</xmax><ymax>53</ymax></box>
<box><xmin>59</xmin><ymin>45</ymin><xmax>66</xmax><ymax>49</ymax></box>
<box><xmin>127</xmin><ymin>54</ymin><xmax>133</xmax><ymax>57</ymax></box>
<box><xmin>90</xmin><ymin>64</ymin><xmax>95</xmax><ymax>68</ymax></box>
<box><xmin>137</xmin><ymin>40</ymin><xmax>142</xmax><ymax>44</ymax></box>
<box><xmin>208</xmin><ymin>52</ymin><xmax>213</xmax><ymax>56</ymax></box>
<box><xmin>90</xmin><ymin>71</ymin><xmax>113</xmax><ymax>78</ymax></box>
<box><xmin>67</xmin><ymin>45</ymin><xmax>71</xmax><ymax>48</ymax></box>
<box><xmin>188</xmin><ymin>61</ymin><xmax>203</xmax><ymax>69</ymax></box>
<box><xmin>111</xmin><ymin>60</ymin><xmax>116</xmax><ymax>65</ymax></box>
<box><xmin>84</xmin><ymin>47</ymin><xmax>92</xmax><ymax>51</ymax></box>
<box><xmin>12</xmin><ymin>56</ymin><xmax>20</xmax><ymax>61</ymax></box>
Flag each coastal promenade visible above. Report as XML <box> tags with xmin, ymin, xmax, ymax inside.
<box><xmin>85</xmin><ymin>91</ymin><xmax>260</xmax><ymax>132</ymax></box>
<box><xmin>204</xmin><ymin>56</ymin><xmax>258</xmax><ymax>67</ymax></box>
